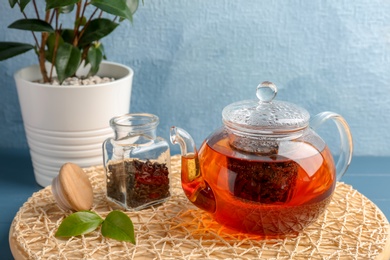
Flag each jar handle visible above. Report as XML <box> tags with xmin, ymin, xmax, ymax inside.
<box><xmin>310</xmin><ymin>112</ymin><xmax>353</xmax><ymax>180</ymax></box>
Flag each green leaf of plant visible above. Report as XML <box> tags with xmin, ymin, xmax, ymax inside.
<box><xmin>126</xmin><ymin>0</ymin><xmax>139</xmax><ymax>14</ymax></box>
<box><xmin>9</xmin><ymin>0</ymin><xmax>18</xmax><ymax>8</ymax></box>
<box><xmin>78</xmin><ymin>19</ymin><xmax>118</xmax><ymax>47</ymax></box>
<box><xmin>55</xmin><ymin>42</ymin><xmax>81</xmax><ymax>83</ymax></box>
<box><xmin>75</xmin><ymin>16</ymin><xmax>87</xmax><ymax>27</ymax></box>
<box><xmin>45</xmin><ymin>33</ymin><xmax>64</xmax><ymax>63</ymax></box>
<box><xmin>8</xmin><ymin>19</ymin><xmax>54</xmax><ymax>33</ymax></box>
<box><xmin>91</xmin><ymin>0</ymin><xmax>133</xmax><ymax>22</ymax></box>
<box><xmin>59</xmin><ymin>4</ymin><xmax>75</xmax><ymax>14</ymax></box>
<box><xmin>19</xmin><ymin>0</ymin><xmax>31</xmax><ymax>11</ymax></box>
<box><xmin>101</xmin><ymin>210</ymin><xmax>135</xmax><ymax>244</ymax></box>
<box><xmin>61</xmin><ymin>29</ymin><xmax>75</xmax><ymax>44</ymax></box>
<box><xmin>0</xmin><ymin>42</ymin><xmax>34</xmax><ymax>61</ymax></box>
<box><xmin>46</xmin><ymin>0</ymin><xmax>79</xmax><ymax>10</ymax></box>
<box><xmin>87</xmin><ymin>44</ymin><xmax>103</xmax><ymax>76</ymax></box>
<box><xmin>100</xmin><ymin>44</ymin><xmax>107</xmax><ymax>59</ymax></box>
<box><xmin>9</xmin><ymin>0</ymin><xmax>30</xmax><ymax>10</ymax></box>
<box><xmin>55</xmin><ymin>211</ymin><xmax>103</xmax><ymax>238</ymax></box>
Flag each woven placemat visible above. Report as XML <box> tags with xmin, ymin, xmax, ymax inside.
<box><xmin>9</xmin><ymin>155</ymin><xmax>390</xmax><ymax>259</ymax></box>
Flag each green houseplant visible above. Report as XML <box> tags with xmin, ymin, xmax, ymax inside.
<box><xmin>0</xmin><ymin>0</ymin><xmax>141</xmax><ymax>187</ymax></box>
<box><xmin>0</xmin><ymin>0</ymin><xmax>139</xmax><ymax>83</ymax></box>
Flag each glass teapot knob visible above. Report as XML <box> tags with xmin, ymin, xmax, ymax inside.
<box><xmin>256</xmin><ymin>81</ymin><xmax>278</xmax><ymax>103</ymax></box>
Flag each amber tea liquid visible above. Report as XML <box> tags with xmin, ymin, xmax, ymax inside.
<box><xmin>193</xmin><ymin>130</ymin><xmax>336</xmax><ymax>237</ymax></box>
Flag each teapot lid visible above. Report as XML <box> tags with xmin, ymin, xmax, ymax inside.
<box><xmin>222</xmin><ymin>81</ymin><xmax>310</xmax><ymax>135</ymax></box>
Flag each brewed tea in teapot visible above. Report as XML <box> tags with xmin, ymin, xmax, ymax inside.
<box><xmin>171</xmin><ymin>81</ymin><xmax>353</xmax><ymax>237</ymax></box>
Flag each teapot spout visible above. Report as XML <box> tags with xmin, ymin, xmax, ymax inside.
<box><xmin>170</xmin><ymin>126</ymin><xmax>216</xmax><ymax>213</ymax></box>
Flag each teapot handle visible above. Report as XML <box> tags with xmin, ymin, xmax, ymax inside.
<box><xmin>310</xmin><ymin>112</ymin><xmax>353</xmax><ymax>181</ymax></box>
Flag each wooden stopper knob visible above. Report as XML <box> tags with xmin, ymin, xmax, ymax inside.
<box><xmin>51</xmin><ymin>162</ymin><xmax>93</xmax><ymax>211</ymax></box>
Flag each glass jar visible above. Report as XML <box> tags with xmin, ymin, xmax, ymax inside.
<box><xmin>103</xmin><ymin>113</ymin><xmax>171</xmax><ymax>211</ymax></box>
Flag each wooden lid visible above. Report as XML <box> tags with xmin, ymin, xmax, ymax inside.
<box><xmin>51</xmin><ymin>162</ymin><xmax>93</xmax><ymax>211</ymax></box>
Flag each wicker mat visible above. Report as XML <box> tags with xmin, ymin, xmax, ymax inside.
<box><xmin>9</xmin><ymin>155</ymin><xmax>390</xmax><ymax>259</ymax></box>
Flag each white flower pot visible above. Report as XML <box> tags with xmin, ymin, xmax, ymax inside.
<box><xmin>15</xmin><ymin>61</ymin><xmax>133</xmax><ymax>187</ymax></box>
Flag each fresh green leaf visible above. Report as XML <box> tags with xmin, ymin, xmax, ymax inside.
<box><xmin>19</xmin><ymin>0</ymin><xmax>31</xmax><ymax>11</ymax></box>
<box><xmin>126</xmin><ymin>0</ymin><xmax>139</xmax><ymax>14</ymax></box>
<box><xmin>117</xmin><ymin>0</ymin><xmax>139</xmax><ymax>23</ymax></box>
<box><xmin>101</xmin><ymin>210</ymin><xmax>135</xmax><ymax>244</ymax></box>
<box><xmin>10</xmin><ymin>0</ymin><xmax>31</xmax><ymax>10</ymax></box>
<box><xmin>45</xmin><ymin>33</ymin><xmax>64</xmax><ymax>63</ymax></box>
<box><xmin>55</xmin><ymin>211</ymin><xmax>103</xmax><ymax>238</ymax></box>
<box><xmin>75</xmin><ymin>16</ymin><xmax>87</xmax><ymax>27</ymax></box>
<box><xmin>87</xmin><ymin>44</ymin><xmax>103</xmax><ymax>76</ymax></box>
<box><xmin>78</xmin><ymin>19</ymin><xmax>118</xmax><ymax>47</ymax></box>
<box><xmin>91</xmin><ymin>0</ymin><xmax>133</xmax><ymax>22</ymax></box>
<box><xmin>61</xmin><ymin>29</ymin><xmax>75</xmax><ymax>44</ymax></box>
<box><xmin>46</xmin><ymin>0</ymin><xmax>79</xmax><ymax>10</ymax></box>
<box><xmin>100</xmin><ymin>44</ymin><xmax>107</xmax><ymax>59</ymax></box>
<box><xmin>59</xmin><ymin>4</ymin><xmax>75</xmax><ymax>14</ymax></box>
<box><xmin>9</xmin><ymin>0</ymin><xmax>18</xmax><ymax>8</ymax></box>
<box><xmin>0</xmin><ymin>42</ymin><xmax>34</xmax><ymax>61</ymax></box>
<box><xmin>8</xmin><ymin>19</ymin><xmax>54</xmax><ymax>33</ymax></box>
<box><xmin>55</xmin><ymin>42</ymin><xmax>81</xmax><ymax>83</ymax></box>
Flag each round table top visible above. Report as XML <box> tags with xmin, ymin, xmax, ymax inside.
<box><xmin>9</xmin><ymin>155</ymin><xmax>390</xmax><ymax>259</ymax></box>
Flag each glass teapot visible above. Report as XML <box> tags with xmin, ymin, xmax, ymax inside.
<box><xmin>170</xmin><ymin>81</ymin><xmax>353</xmax><ymax>238</ymax></box>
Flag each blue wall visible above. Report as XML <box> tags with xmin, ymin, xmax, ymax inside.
<box><xmin>1</xmin><ymin>1</ymin><xmax>390</xmax><ymax>156</ymax></box>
